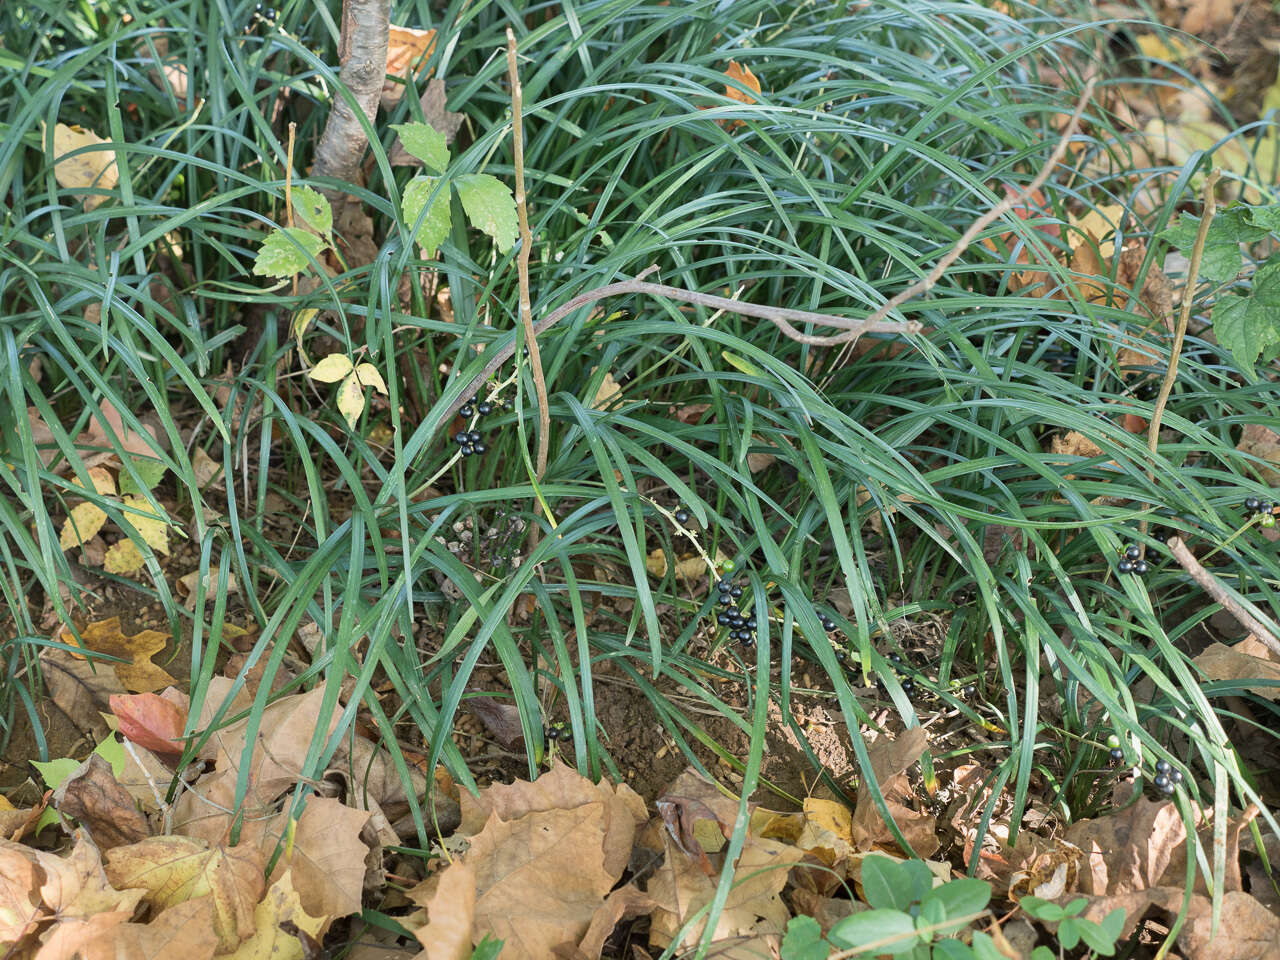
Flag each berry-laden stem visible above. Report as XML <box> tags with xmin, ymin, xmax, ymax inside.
<box><xmin>507</xmin><ymin>27</ymin><xmax>550</xmax><ymax>483</ymax></box>
<box><xmin>430</xmin><ymin>267</ymin><xmax>920</xmax><ymax>434</ymax></box>
<box><xmin>1142</xmin><ymin>170</ymin><xmax>1221</xmax><ymax>545</ymax></box>
<box><xmin>1168</xmin><ymin>537</ymin><xmax>1280</xmax><ymax>656</ymax></box>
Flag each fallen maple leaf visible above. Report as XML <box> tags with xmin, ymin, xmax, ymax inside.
<box><xmin>266</xmin><ymin>796</ymin><xmax>370</xmax><ymax>933</ymax></box>
<box><xmin>408</xmin><ymin>859</ymin><xmax>475</xmax><ymax>960</ymax></box>
<box><xmin>0</xmin><ymin>840</ymin><xmax>44</xmax><ymax>946</ymax></box>
<box><xmin>1064</xmin><ymin>796</ymin><xmax>1192</xmax><ymax>896</ymax></box>
<box><xmin>35</xmin><ymin>832</ymin><xmax>146</xmax><ymax>923</ymax></box>
<box><xmin>1193</xmin><ymin>636</ymin><xmax>1280</xmax><ymax>698</ymax></box>
<box><xmin>32</xmin><ymin>896</ymin><xmax>217</xmax><ymax>960</ymax></box>
<box><xmin>724</xmin><ymin>60</ymin><xmax>760</xmax><ymax>105</ymax></box>
<box><xmin>105</xmin><ymin>834</ymin><xmax>265</xmax><ymax>953</ymax></box>
<box><xmin>68</xmin><ymin>617</ymin><xmax>176</xmax><ymax>694</ymax></box>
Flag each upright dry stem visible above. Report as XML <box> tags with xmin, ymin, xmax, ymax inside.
<box><xmin>507</xmin><ymin>28</ymin><xmax>549</xmax><ymax>482</ymax></box>
<box><xmin>1168</xmin><ymin>537</ymin><xmax>1280</xmax><ymax>655</ymax></box>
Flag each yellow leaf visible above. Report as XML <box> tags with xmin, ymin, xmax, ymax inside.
<box><xmin>71</xmin><ymin>466</ymin><xmax>117</xmax><ymax>496</ymax></box>
<box><xmin>105</xmin><ymin>835</ymin><xmax>265</xmax><ymax>953</ymax></box>
<box><xmin>292</xmin><ymin>308</ymin><xmax>317</xmax><ymax>363</ymax></box>
<box><xmin>104</xmin><ymin>540</ymin><xmax>146</xmax><ymax>576</ymax></box>
<box><xmin>121</xmin><ymin>495</ymin><xmax>170</xmax><ymax>555</ymax></box>
<box><xmin>354</xmin><ymin>362</ymin><xmax>387</xmax><ymax>395</ymax></box>
<box><xmin>591</xmin><ymin>370</ymin><xmax>622</xmax><ymax>410</ymax></box>
<box><xmin>223</xmin><ymin>870</ymin><xmax>325</xmax><ymax>960</ymax></box>
<box><xmin>336</xmin><ymin>373</ymin><xmax>365</xmax><ymax>428</ymax></box>
<box><xmin>309</xmin><ymin>353</ymin><xmax>354</xmax><ymax>383</ymax></box>
<box><xmin>50</xmin><ymin>123</ymin><xmax>119</xmax><ymax>210</ymax></box>
<box><xmin>724</xmin><ymin>60</ymin><xmax>761</xmax><ymax>105</ymax></box>
<box><xmin>60</xmin><ymin>502</ymin><xmax>108</xmax><ymax>551</ymax></box>
<box><xmin>69</xmin><ymin>616</ymin><xmax>176</xmax><ymax>692</ymax></box>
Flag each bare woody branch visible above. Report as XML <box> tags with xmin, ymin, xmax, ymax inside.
<box><xmin>1168</xmin><ymin>537</ymin><xmax>1280</xmax><ymax>657</ymax></box>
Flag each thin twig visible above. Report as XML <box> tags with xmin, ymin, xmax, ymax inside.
<box><xmin>1168</xmin><ymin>537</ymin><xmax>1280</xmax><ymax>656</ymax></box>
<box><xmin>1142</xmin><ymin>170</ymin><xmax>1220</xmax><ymax>546</ymax></box>
<box><xmin>429</xmin><ymin>268</ymin><xmax>920</xmax><ymax>434</ymax></box>
<box><xmin>842</xmin><ymin>70</ymin><xmax>1099</xmax><ymax>339</ymax></box>
<box><xmin>286</xmin><ymin>122</ymin><xmax>297</xmax><ymax>298</ymax></box>
<box><xmin>507</xmin><ymin>28</ymin><xmax>549</xmax><ymax>481</ymax></box>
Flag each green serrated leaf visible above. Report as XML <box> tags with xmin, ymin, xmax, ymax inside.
<box><xmin>292</xmin><ymin>186</ymin><xmax>332</xmax><ymax>238</ymax></box>
<box><xmin>1214</xmin><ymin>293</ymin><xmax>1280</xmax><ymax>370</ymax></box>
<box><xmin>118</xmin><ymin>457</ymin><xmax>167</xmax><ymax>495</ymax></box>
<box><xmin>455</xmin><ymin>173</ymin><xmax>517</xmax><ymax>253</ymax></box>
<box><xmin>1245</xmin><ymin>203</ymin><xmax>1280</xmax><ymax>233</ymax></box>
<box><xmin>780</xmin><ymin>916</ymin><xmax>828</xmax><ymax>960</ymax></box>
<box><xmin>392</xmin><ymin>122</ymin><xmax>450</xmax><ymax>173</ymax></box>
<box><xmin>828</xmin><ymin>908</ymin><xmax>919</xmax><ymax>955</ymax></box>
<box><xmin>402</xmin><ymin>176</ymin><xmax>452</xmax><ymax>255</ymax></box>
<box><xmin>252</xmin><ymin>226</ymin><xmax>326</xmax><ymax>278</ymax></box>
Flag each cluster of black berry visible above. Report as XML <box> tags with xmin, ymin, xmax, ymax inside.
<box><xmin>1152</xmin><ymin>758</ymin><xmax>1182</xmax><ymax>796</ymax></box>
<box><xmin>245</xmin><ymin>2</ymin><xmax>278</xmax><ymax>31</ymax></box>
<box><xmin>452</xmin><ymin>399</ymin><xmax>508</xmax><ymax>456</ymax></box>
<box><xmin>713</xmin><ymin>578</ymin><xmax>756</xmax><ymax>646</ymax></box>
<box><xmin>886</xmin><ymin>651</ymin><xmax>916</xmax><ymax>695</ymax></box>
<box><xmin>1117</xmin><ymin>544</ymin><xmax>1150</xmax><ymax>575</ymax></box>
<box><xmin>544</xmin><ymin>722</ymin><xmax>571</xmax><ymax>746</ymax></box>
<box><xmin>1245</xmin><ymin>496</ymin><xmax>1278</xmax><ymax>528</ymax></box>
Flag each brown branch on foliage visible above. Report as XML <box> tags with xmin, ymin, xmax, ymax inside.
<box><xmin>430</xmin><ymin>268</ymin><xmax>920</xmax><ymax>434</ymax></box>
<box><xmin>311</xmin><ymin>0</ymin><xmax>389</xmax><ymax>199</ymax></box>
<box><xmin>1168</xmin><ymin>537</ymin><xmax>1280</xmax><ymax>657</ymax></box>
<box><xmin>507</xmin><ymin>28</ymin><xmax>549</xmax><ymax>482</ymax></box>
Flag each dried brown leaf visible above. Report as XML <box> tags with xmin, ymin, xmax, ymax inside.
<box><xmin>53</xmin><ymin>754</ymin><xmax>150</xmax><ymax>850</ymax></box>
<box><xmin>850</xmin><ymin>727</ymin><xmax>938</xmax><ymax>857</ymax></box>
<box><xmin>408</xmin><ymin>859</ymin><xmax>475</xmax><ymax>960</ymax></box>
<box><xmin>267</xmin><ymin>796</ymin><xmax>370</xmax><ymax>932</ymax></box>
<box><xmin>70</xmin><ymin>617</ymin><xmax>176</xmax><ymax>694</ymax></box>
<box><xmin>33</xmin><ymin>897</ymin><xmax>217</xmax><ymax>960</ymax></box>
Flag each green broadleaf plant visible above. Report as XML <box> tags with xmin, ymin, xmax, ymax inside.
<box><xmin>1158</xmin><ymin>201</ymin><xmax>1280</xmax><ymax>371</ymax></box>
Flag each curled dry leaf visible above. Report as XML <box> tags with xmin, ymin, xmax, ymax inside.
<box><xmin>654</xmin><ymin>766</ymin><xmax>744</xmax><ymax>875</ymax></box>
<box><xmin>109</xmin><ymin>692</ymin><xmax>187</xmax><ymax>756</ymax></box>
<box><xmin>647</xmin><ymin>831</ymin><xmax>802</xmax><ymax>957</ymax></box>
<box><xmin>52</xmin><ymin>754</ymin><xmax>150</xmax><ymax>851</ymax></box>
<box><xmin>850</xmin><ymin>726</ymin><xmax>938</xmax><ymax>858</ymax></box>
<box><xmin>465</xmin><ymin>695</ymin><xmax>526</xmax><ymax>750</ymax></box>
<box><xmin>381</xmin><ymin>25</ymin><xmax>437</xmax><ymax>107</ymax></box>
<box><xmin>1064</xmin><ymin>796</ymin><xmax>1194</xmax><ymax>896</ymax></box>
<box><xmin>266</xmin><ymin>796</ymin><xmax>370</xmax><ymax>934</ymax></box>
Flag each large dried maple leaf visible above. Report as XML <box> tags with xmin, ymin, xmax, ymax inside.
<box><xmin>0</xmin><ymin>840</ymin><xmax>44</xmax><ymax>945</ymax></box>
<box><xmin>104</xmin><ymin>834</ymin><xmax>265</xmax><ymax>952</ymax></box>
<box><xmin>409</xmin><ymin>859</ymin><xmax>475</xmax><ymax>960</ymax></box>
<box><xmin>266</xmin><ymin>796</ymin><xmax>370</xmax><ymax>932</ymax></box>
<box><xmin>35</xmin><ymin>833</ymin><xmax>145</xmax><ymax>921</ymax></box>
<box><xmin>32</xmin><ymin>897</ymin><xmax>217</xmax><ymax>960</ymax></box>
<box><xmin>460</xmin><ymin>760</ymin><xmax>646</xmax><ymax>880</ymax></box>
<box><xmin>466</xmin><ymin>805</ymin><xmax>617</xmax><ymax>959</ymax></box>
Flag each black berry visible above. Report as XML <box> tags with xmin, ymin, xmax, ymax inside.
<box><xmin>1153</xmin><ymin>528</ymin><xmax>1168</xmax><ymax>543</ymax></box>
<box><xmin>1169</xmin><ymin>769</ymin><xmax>1183</xmax><ymax>784</ymax></box>
<box><xmin>1118</xmin><ymin>559</ymin><xmax>1134</xmax><ymax>573</ymax></box>
<box><xmin>717</xmin><ymin>612</ymin><xmax>730</xmax><ymax>625</ymax></box>
<box><xmin>477</xmin><ymin>401</ymin><xmax>493</xmax><ymax>416</ymax></box>
<box><xmin>459</xmin><ymin>404</ymin><xmax>474</xmax><ymax>417</ymax></box>
<box><xmin>1134</xmin><ymin>560</ymin><xmax>1149</xmax><ymax>575</ymax></box>
<box><xmin>1245</xmin><ymin>496</ymin><xmax>1262</xmax><ymax>513</ymax></box>
<box><xmin>1153</xmin><ymin>773</ymin><xmax>1171</xmax><ymax>791</ymax></box>
<box><xmin>718</xmin><ymin>594</ymin><xmax>732</xmax><ymax>606</ymax></box>
<box><xmin>1125</xmin><ymin>545</ymin><xmax>1141</xmax><ymax>560</ymax></box>
<box><xmin>963</xmin><ymin>684</ymin><xmax>976</xmax><ymax>697</ymax></box>
<box><xmin>716</xmin><ymin>579</ymin><xmax>732</xmax><ymax>593</ymax></box>
<box><xmin>730</xmin><ymin>585</ymin><xmax>743</xmax><ymax>598</ymax></box>
<box><xmin>900</xmin><ymin>679</ymin><xmax>915</xmax><ymax>694</ymax></box>
<box><xmin>1110</xmin><ymin>747</ymin><xmax>1125</xmax><ymax>761</ymax></box>
<box><xmin>1155</xmin><ymin>759</ymin><xmax>1171</xmax><ymax>774</ymax></box>
<box><xmin>454</xmin><ymin>431</ymin><xmax>468</xmax><ymax>444</ymax></box>
<box><xmin>888</xmin><ymin>652</ymin><xmax>903</xmax><ymax>665</ymax></box>
<box><xmin>460</xmin><ymin>443</ymin><xmax>474</xmax><ymax>456</ymax></box>
<box><xmin>745</xmin><ymin>616</ymin><xmax>756</xmax><ymax>628</ymax></box>
<box><xmin>740</xmin><ymin>634</ymin><xmax>755</xmax><ymax>647</ymax></box>
<box><xmin>674</xmin><ymin>508</ymin><xmax>691</xmax><ymax>524</ymax></box>
<box><xmin>835</xmin><ymin>649</ymin><xmax>847</xmax><ymax>663</ymax></box>
<box><xmin>473</xmin><ymin>441</ymin><xmax>487</xmax><ymax>454</ymax></box>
